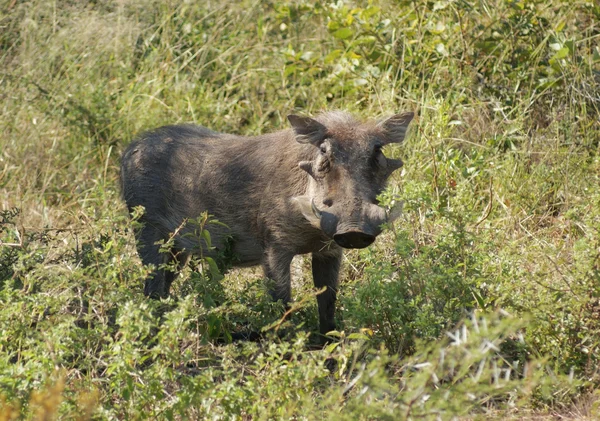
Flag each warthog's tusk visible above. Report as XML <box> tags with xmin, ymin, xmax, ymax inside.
<box><xmin>311</xmin><ymin>198</ymin><xmax>322</xmax><ymax>219</ymax></box>
<box><xmin>385</xmin><ymin>200</ymin><xmax>404</xmax><ymax>223</ymax></box>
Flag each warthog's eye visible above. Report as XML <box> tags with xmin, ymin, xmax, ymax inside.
<box><xmin>319</xmin><ymin>144</ymin><xmax>328</xmax><ymax>155</ymax></box>
<box><xmin>371</xmin><ymin>143</ymin><xmax>386</xmax><ymax>168</ymax></box>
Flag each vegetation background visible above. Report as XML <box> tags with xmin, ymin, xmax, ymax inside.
<box><xmin>0</xmin><ymin>0</ymin><xmax>599</xmax><ymax>419</ymax></box>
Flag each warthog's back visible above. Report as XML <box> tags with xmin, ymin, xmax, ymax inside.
<box><xmin>121</xmin><ymin>124</ymin><xmax>221</xmax><ymax>230</ymax></box>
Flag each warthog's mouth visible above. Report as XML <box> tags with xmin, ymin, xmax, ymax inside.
<box><xmin>333</xmin><ymin>231</ymin><xmax>376</xmax><ymax>249</ymax></box>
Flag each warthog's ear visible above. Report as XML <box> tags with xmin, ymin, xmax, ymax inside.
<box><xmin>384</xmin><ymin>158</ymin><xmax>404</xmax><ymax>178</ymax></box>
<box><xmin>379</xmin><ymin>112</ymin><xmax>414</xmax><ymax>144</ymax></box>
<box><xmin>288</xmin><ymin>115</ymin><xmax>327</xmax><ymax>146</ymax></box>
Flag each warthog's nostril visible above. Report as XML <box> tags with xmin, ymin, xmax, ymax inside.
<box><xmin>333</xmin><ymin>231</ymin><xmax>376</xmax><ymax>249</ymax></box>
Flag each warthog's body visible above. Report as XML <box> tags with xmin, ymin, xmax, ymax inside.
<box><xmin>121</xmin><ymin>111</ymin><xmax>413</xmax><ymax>337</ymax></box>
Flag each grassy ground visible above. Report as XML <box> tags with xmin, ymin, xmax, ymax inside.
<box><xmin>1</xmin><ymin>0</ymin><xmax>599</xmax><ymax>419</ymax></box>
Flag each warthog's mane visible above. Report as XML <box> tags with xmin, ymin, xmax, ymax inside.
<box><xmin>312</xmin><ymin>110</ymin><xmax>378</xmax><ymax>142</ymax></box>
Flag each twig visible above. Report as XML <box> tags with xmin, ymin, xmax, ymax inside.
<box><xmin>342</xmin><ymin>363</ymin><xmax>365</xmax><ymax>397</ymax></box>
<box><xmin>266</xmin><ymin>287</ymin><xmax>326</xmax><ymax>333</ymax></box>
<box><xmin>474</xmin><ymin>177</ymin><xmax>494</xmax><ymax>228</ymax></box>
<box><xmin>0</xmin><ymin>242</ymin><xmax>21</xmax><ymax>247</ymax></box>
<box><xmin>430</xmin><ymin>144</ymin><xmax>439</xmax><ymax>202</ymax></box>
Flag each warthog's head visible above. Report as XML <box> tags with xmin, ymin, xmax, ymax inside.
<box><xmin>290</xmin><ymin>111</ymin><xmax>414</xmax><ymax>249</ymax></box>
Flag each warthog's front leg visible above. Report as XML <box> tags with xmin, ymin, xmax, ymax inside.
<box><xmin>136</xmin><ymin>223</ymin><xmax>178</xmax><ymax>299</ymax></box>
<box><xmin>262</xmin><ymin>246</ymin><xmax>295</xmax><ymax>305</ymax></box>
<box><xmin>312</xmin><ymin>248</ymin><xmax>342</xmax><ymax>338</ymax></box>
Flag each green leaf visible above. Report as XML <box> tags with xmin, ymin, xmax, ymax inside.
<box><xmin>325</xmin><ymin>330</ymin><xmax>342</xmax><ymax>338</ymax></box>
<box><xmin>207</xmin><ymin>313</ymin><xmax>222</xmax><ymax>338</ymax></box>
<box><xmin>565</xmin><ymin>40</ymin><xmax>574</xmax><ymax>54</ymax></box>
<box><xmin>554</xmin><ymin>20</ymin><xmax>566</xmax><ymax>32</ymax></box>
<box><xmin>361</xmin><ymin>6</ymin><xmax>380</xmax><ymax>19</ymax></box>
<box><xmin>324</xmin><ymin>49</ymin><xmax>342</xmax><ymax>64</ymax></box>
<box><xmin>201</xmin><ymin>229</ymin><xmax>211</xmax><ymax>249</ymax></box>
<box><xmin>470</xmin><ymin>287</ymin><xmax>487</xmax><ymax>310</ymax></box>
<box><xmin>332</xmin><ymin>27</ymin><xmax>353</xmax><ymax>40</ymax></box>
<box><xmin>327</xmin><ymin>20</ymin><xmax>340</xmax><ymax>31</ymax></box>
<box><xmin>352</xmin><ymin>35</ymin><xmax>376</xmax><ymax>46</ymax></box>
<box><xmin>347</xmin><ymin>332</ymin><xmax>370</xmax><ymax>341</ymax></box>
<box><xmin>205</xmin><ymin>257</ymin><xmax>223</xmax><ymax>281</ymax></box>
<box><xmin>325</xmin><ymin>342</ymin><xmax>340</xmax><ymax>353</ymax></box>
<box><xmin>284</xmin><ymin>64</ymin><xmax>297</xmax><ymax>77</ymax></box>
<box><xmin>203</xmin><ymin>293</ymin><xmax>216</xmax><ymax>308</ymax></box>
<box><xmin>552</xmin><ymin>47</ymin><xmax>569</xmax><ymax>60</ymax></box>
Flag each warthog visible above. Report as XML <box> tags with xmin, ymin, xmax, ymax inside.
<box><xmin>121</xmin><ymin>111</ymin><xmax>413</xmax><ymax>338</ymax></box>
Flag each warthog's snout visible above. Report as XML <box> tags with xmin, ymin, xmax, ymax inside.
<box><xmin>298</xmin><ymin>198</ymin><xmax>391</xmax><ymax>249</ymax></box>
<box><xmin>332</xmin><ymin>203</ymin><xmax>387</xmax><ymax>248</ymax></box>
